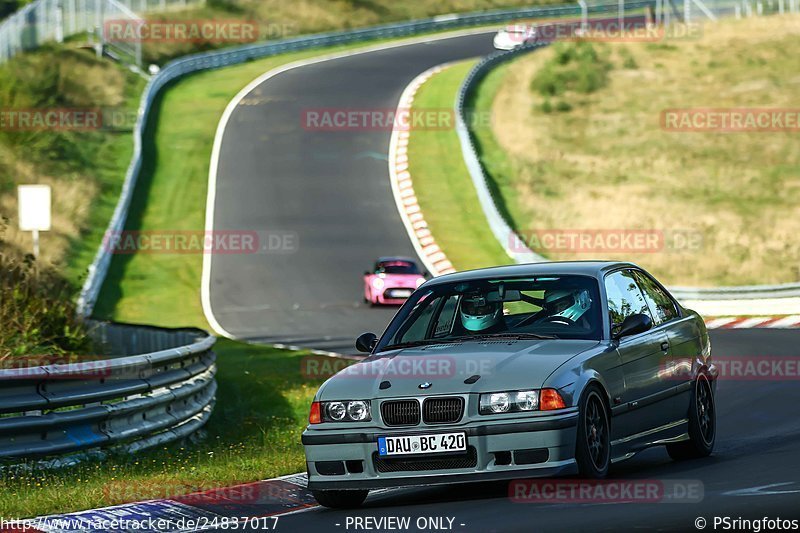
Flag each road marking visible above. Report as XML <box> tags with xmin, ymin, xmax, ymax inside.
<box><xmin>731</xmin><ymin>316</ymin><xmax>774</xmax><ymax>328</ymax></box>
<box><xmin>705</xmin><ymin>315</ymin><xmax>800</xmax><ymax>329</ymax></box>
<box><xmin>723</xmin><ymin>482</ymin><xmax>800</xmax><ymax>496</ymax></box>
<box><xmin>767</xmin><ymin>314</ymin><xmax>800</xmax><ymax>328</ymax></box>
<box><xmin>387</xmin><ymin>63</ymin><xmax>460</xmax><ymax>277</ymax></box>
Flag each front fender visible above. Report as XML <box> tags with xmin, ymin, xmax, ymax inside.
<box><xmin>542</xmin><ymin>343</ymin><xmax>623</xmax><ymax>410</ymax></box>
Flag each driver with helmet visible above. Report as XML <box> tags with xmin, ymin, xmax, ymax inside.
<box><xmin>459</xmin><ymin>294</ymin><xmax>506</xmax><ymax>334</ymax></box>
<box><xmin>539</xmin><ymin>288</ymin><xmax>593</xmax><ymax>327</ymax></box>
<box><xmin>457</xmin><ymin>286</ymin><xmax>593</xmax><ymax>334</ymax></box>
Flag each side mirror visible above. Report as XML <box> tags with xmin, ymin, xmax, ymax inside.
<box><xmin>364</xmin><ymin>270</ymin><xmax>371</xmax><ymax>276</ymax></box>
<box><xmin>614</xmin><ymin>313</ymin><xmax>653</xmax><ymax>340</ymax></box>
<box><xmin>422</xmin><ymin>271</ymin><xmax>431</xmax><ymax>279</ymax></box>
<box><xmin>355</xmin><ymin>332</ymin><xmax>378</xmax><ymax>353</ymax></box>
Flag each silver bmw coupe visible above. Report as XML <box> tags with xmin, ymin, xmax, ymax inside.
<box><xmin>302</xmin><ymin>261</ymin><xmax>716</xmax><ymax>508</ymax></box>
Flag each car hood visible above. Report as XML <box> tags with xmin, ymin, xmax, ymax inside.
<box><xmin>317</xmin><ymin>339</ymin><xmax>600</xmax><ymax>399</ymax></box>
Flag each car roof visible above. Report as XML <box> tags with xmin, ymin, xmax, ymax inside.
<box><xmin>424</xmin><ymin>261</ymin><xmax>637</xmax><ymax>286</ymax></box>
<box><xmin>376</xmin><ymin>256</ymin><xmax>417</xmax><ymax>264</ymax></box>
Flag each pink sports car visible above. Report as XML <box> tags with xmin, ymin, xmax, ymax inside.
<box><xmin>363</xmin><ymin>257</ymin><xmax>427</xmax><ymax>306</ymax></box>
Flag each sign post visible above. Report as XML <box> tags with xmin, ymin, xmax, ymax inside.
<box><xmin>18</xmin><ymin>185</ymin><xmax>51</xmax><ymax>259</ymax></box>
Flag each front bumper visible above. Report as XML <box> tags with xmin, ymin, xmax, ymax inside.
<box><xmin>302</xmin><ymin>411</ymin><xmax>578</xmax><ymax>490</ymax></box>
<box><xmin>375</xmin><ymin>288</ymin><xmax>414</xmax><ymax>305</ymax></box>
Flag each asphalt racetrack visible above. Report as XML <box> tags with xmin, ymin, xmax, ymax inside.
<box><xmin>207</xmin><ymin>30</ymin><xmax>498</xmax><ymax>353</ymax></box>
<box><xmin>247</xmin><ymin>330</ymin><xmax>800</xmax><ymax>532</ymax></box>
<box><xmin>205</xmin><ymin>27</ymin><xmax>800</xmax><ymax>532</ymax></box>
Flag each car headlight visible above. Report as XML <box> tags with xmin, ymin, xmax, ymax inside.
<box><xmin>479</xmin><ymin>389</ymin><xmax>561</xmax><ymax>415</ymax></box>
<box><xmin>347</xmin><ymin>400</ymin><xmax>370</xmax><ymax>421</ymax></box>
<box><xmin>482</xmin><ymin>392</ymin><xmax>511</xmax><ymax>413</ymax></box>
<box><xmin>515</xmin><ymin>390</ymin><xmax>539</xmax><ymax>411</ymax></box>
<box><xmin>318</xmin><ymin>400</ymin><xmax>371</xmax><ymax>422</ymax></box>
<box><xmin>327</xmin><ymin>401</ymin><xmax>347</xmax><ymax>421</ymax></box>
<box><xmin>372</xmin><ymin>277</ymin><xmax>385</xmax><ymax>289</ymax></box>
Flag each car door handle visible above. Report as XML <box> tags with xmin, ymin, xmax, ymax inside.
<box><xmin>661</xmin><ymin>341</ymin><xmax>670</xmax><ymax>352</ymax></box>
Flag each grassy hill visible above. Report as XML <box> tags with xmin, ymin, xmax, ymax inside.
<box><xmin>469</xmin><ymin>15</ymin><xmax>800</xmax><ymax>286</ymax></box>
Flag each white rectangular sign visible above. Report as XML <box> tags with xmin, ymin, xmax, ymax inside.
<box><xmin>18</xmin><ymin>185</ymin><xmax>51</xmax><ymax>231</ymax></box>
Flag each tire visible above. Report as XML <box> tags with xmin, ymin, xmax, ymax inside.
<box><xmin>575</xmin><ymin>386</ymin><xmax>610</xmax><ymax>478</ymax></box>
<box><xmin>311</xmin><ymin>489</ymin><xmax>369</xmax><ymax>509</ymax></box>
<box><xmin>667</xmin><ymin>374</ymin><xmax>715</xmax><ymax>460</ymax></box>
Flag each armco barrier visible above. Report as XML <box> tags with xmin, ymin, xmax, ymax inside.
<box><xmin>76</xmin><ymin>0</ymin><xmax>655</xmax><ymax>317</ymax></box>
<box><xmin>0</xmin><ymin>322</ymin><xmax>215</xmax><ymax>461</ymax></box>
<box><xmin>454</xmin><ymin>9</ymin><xmax>800</xmax><ymax>310</ymax></box>
<box><xmin>669</xmin><ymin>283</ymin><xmax>800</xmax><ymax>300</ymax></box>
<box><xmin>455</xmin><ymin>40</ymin><xmax>551</xmax><ymax>265</ymax></box>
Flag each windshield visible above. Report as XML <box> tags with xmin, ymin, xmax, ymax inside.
<box><xmin>375</xmin><ymin>261</ymin><xmax>420</xmax><ymax>275</ymax></box>
<box><xmin>377</xmin><ymin>275</ymin><xmax>602</xmax><ymax>351</ymax></box>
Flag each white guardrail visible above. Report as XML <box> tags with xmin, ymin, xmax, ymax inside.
<box><xmin>453</xmin><ymin>6</ymin><xmax>800</xmax><ymax>317</ymax></box>
<box><xmin>0</xmin><ymin>0</ymin><xmax>205</xmax><ymax>64</ymax></box>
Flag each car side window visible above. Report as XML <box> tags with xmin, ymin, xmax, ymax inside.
<box><xmin>632</xmin><ymin>271</ymin><xmax>679</xmax><ymax>325</ymax></box>
<box><xmin>604</xmin><ymin>270</ymin><xmax>653</xmax><ymax>335</ymax></box>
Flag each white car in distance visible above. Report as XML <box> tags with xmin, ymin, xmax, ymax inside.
<box><xmin>493</xmin><ymin>24</ymin><xmax>537</xmax><ymax>50</ymax></box>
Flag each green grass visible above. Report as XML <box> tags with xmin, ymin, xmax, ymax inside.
<box><xmin>465</xmin><ymin>61</ymin><xmax>533</xmax><ymax>234</ymax></box>
<box><xmin>94</xmin><ymin>42</ymin><xmax>409</xmax><ymax>328</ymax></box>
<box><xmin>0</xmin><ymin>45</ymin><xmax>142</xmax><ymax>360</ymax></box>
<box><xmin>50</xmin><ymin>36</ymin><xmax>500</xmax><ymax>521</ymax></box>
<box><xmin>470</xmin><ymin>15</ymin><xmax>800</xmax><ymax>286</ymax></box>
<box><xmin>0</xmin><ymin>338</ymin><xmax>326</xmax><ymax>518</ymax></box>
<box><xmin>0</xmin><ymin>45</ymin><xmax>144</xmax><ymax>287</ymax></box>
<box><xmin>407</xmin><ymin>61</ymin><xmax>512</xmax><ymax>272</ymax></box>
<box><xmin>3</xmin><ymin>36</ymin><xmax>419</xmax><ymax>520</ymax></box>
<box><xmin>0</xmin><ymin>253</ymin><xmax>91</xmax><ymax>359</ymax></box>
<box><xmin>93</xmin><ymin>28</ymin><xmax>527</xmax><ymax>327</ymax></box>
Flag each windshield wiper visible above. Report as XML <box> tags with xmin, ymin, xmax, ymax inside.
<box><xmin>461</xmin><ymin>332</ymin><xmax>558</xmax><ymax>341</ymax></box>
<box><xmin>382</xmin><ymin>332</ymin><xmax>557</xmax><ymax>351</ymax></box>
<box><xmin>382</xmin><ymin>338</ymin><xmax>468</xmax><ymax>351</ymax></box>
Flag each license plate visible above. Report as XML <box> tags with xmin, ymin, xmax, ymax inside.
<box><xmin>388</xmin><ymin>289</ymin><xmax>412</xmax><ymax>298</ymax></box>
<box><xmin>377</xmin><ymin>432</ymin><xmax>467</xmax><ymax>456</ymax></box>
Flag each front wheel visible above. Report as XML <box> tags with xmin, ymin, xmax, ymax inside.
<box><xmin>311</xmin><ymin>489</ymin><xmax>369</xmax><ymax>509</ymax></box>
<box><xmin>575</xmin><ymin>386</ymin><xmax>610</xmax><ymax>478</ymax></box>
<box><xmin>667</xmin><ymin>374</ymin><xmax>715</xmax><ymax>460</ymax></box>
